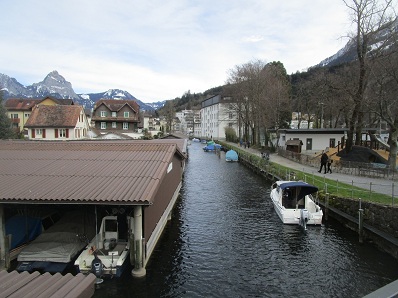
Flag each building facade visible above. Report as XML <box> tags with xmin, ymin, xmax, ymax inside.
<box><xmin>91</xmin><ymin>99</ymin><xmax>140</xmax><ymax>132</ymax></box>
<box><xmin>200</xmin><ymin>95</ymin><xmax>238</xmax><ymax>140</ymax></box>
<box><xmin>25</xmin><ymin>105</ymin><xmax>90</xmax><ymax>140</ymax></box>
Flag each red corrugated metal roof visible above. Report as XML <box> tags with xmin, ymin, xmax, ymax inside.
<box><xmin>0</xmin><ymin>140</ymin><xmax>185</xmax><ymax>205</ymax></box>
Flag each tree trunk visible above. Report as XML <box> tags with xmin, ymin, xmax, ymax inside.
<box><xmin>388</xmin><ymin>126</ymin><xmax>398</xmax><ymax>170</ymax></box>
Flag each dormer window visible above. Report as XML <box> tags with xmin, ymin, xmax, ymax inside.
<box><xmin>124</xmin><ymin>112</ymin><xmax>129</xmax><ymax>118</ymax></box>
<box><xmin>112</xmin><ymin>112</ymin><xmax>117</xmax><ymax>117</ymax></box>
<box><xmin>101</xmin><ymin>111</ymin><xmax>106</xmax><ymax>117</ymax></box>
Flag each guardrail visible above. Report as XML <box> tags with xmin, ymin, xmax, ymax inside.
<box><xmin>277</xmin><ymin>148</ymin><xmax>398</xmax><ymax>181</ymax></box>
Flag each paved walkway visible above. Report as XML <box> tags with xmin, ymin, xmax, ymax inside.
<box><xmin>224</xmin><ymin>142</ymin><xmax>397</xmax><ymax>198</ymax></box>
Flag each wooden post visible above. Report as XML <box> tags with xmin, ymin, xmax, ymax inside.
<box><xmin>0</xmin><ymin>204</ymin><xmax>6</xmax><ymax>270</ymax></box>
<box><xmin>358</xmin><ymin>208</ymin><xmax>364</xmax><ymax>244</ymax></box>
<box><xmin>325</xmin><ymin>193</ymin><xmax>329</xmax><ymax>221</ymax></box>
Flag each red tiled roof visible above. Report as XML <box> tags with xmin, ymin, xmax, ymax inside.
<box><xmin>94</xmin><ymin>99</ymin><xmax>140</xmax><ymax>113</ymax></box>
<box><xmin>0</xmin><ymin>140</ymin><xmax>185</xmax><ymax>205</ymax></box>
<box><xmin>24</xmin><ymin>105</ymin><xmax>84</xmax><ymax>128</ymax></box>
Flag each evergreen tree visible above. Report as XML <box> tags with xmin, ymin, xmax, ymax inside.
<box><xmin>0</xmin><ymin>90</ymin><xmax>16</xmax><ymax>139</ymax></box>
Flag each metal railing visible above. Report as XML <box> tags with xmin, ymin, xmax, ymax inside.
<box><xmin>277</xmin><ymin>148</ymin><xmax>398</xmax><ymax>180</ymax></box>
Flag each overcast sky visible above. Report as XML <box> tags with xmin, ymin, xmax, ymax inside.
<box><xmin>1</xmin><ymin>0</ymin><xmax>352</xmax><ymax>103</ymax></box>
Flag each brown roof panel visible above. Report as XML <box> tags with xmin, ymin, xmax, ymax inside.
<box><xmin>0</xmin><ymin>270</ymin><xmax>95</xmax><ymax>298</ymax></box>
<box><xmin>24</xmin><ymin>105</ymin><xmax>84</xmax><ymax>128</ymax></box>
<box><xmin>0</xmin><ymin>140</ymin><xmax>185</xmax><ymax>205</ymax></box>
<box><xmin>5</xmin><ymin>98</ymin><xmax>41</xmax><ymax>110</ymax></box>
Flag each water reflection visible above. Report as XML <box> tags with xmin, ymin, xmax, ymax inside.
<box><xmin>93</xmin><ymin>142</ymin><xmax>398</xmax><ymax>298</ymax></box>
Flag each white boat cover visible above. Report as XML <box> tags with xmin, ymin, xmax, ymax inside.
<box><xmin>17</xmin><ymin>211</ymin><xmax>95</xmax><ymax>263</ymax></box>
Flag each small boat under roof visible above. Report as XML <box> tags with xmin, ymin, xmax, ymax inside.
<box><xmin>270</xmin><ymin>181</ymin><xmax>323</xmax><ymax>229</ymax></box>
<box><xmin>74</xmin><ymin>214</ymin><xmax>133</xmax><ymax>278</ymax></box>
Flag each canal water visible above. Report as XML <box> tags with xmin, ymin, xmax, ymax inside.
<box><xmin>93</xmin><ymin>142</ymin><xmax>398</xmax><ymax>298</ymax></box>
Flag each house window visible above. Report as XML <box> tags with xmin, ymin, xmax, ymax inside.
<box><xmin>112</xmin><ymin>112</ymin><xmax>117</xmax><ymax>117</ymax></box>
<box><xmin>24</xmin><ymin>113</ymin><xmax>30</xmax><ymax>118</ymax></box>
<box><xmin>11</xmin><ymin>114</ymin><xmax>18</xmax><ymax>119</ymax></box>
<box><xmin>229</xmin><ymin>112</ymin><xmax>233</xmax><ymax>119</ymax></box>
<box><xmin>36</xmin><ymin>129</ymin><xmax>42</xmax><ymax>135</ymax></box>
<box><xmin>124</xmin><ymin>112</ymin><xmax>129</xmax><ymax>118</ymax></box>
<box><xmin>112</xmin><ymin>122</ymin><xmax>117</xmax><ymax>128</ymax></box>
<box><xmin>100</xmin><ymin>111</ymin><xmax>106</xmax><ymax>117</ymax></box>
<box><xmin>59</xmin><ymin>129</ymin><xmax>66</xmax><ymax>138</ymax></box>
<box><xmin>123</xmin><ymin>122</ymin><xmax>128</xmax><ymax>130</ymax></box>
<box><xmin>101</xmin><ymin>122</ymin><xmax>106</xmax><ymax>129</ymax></box>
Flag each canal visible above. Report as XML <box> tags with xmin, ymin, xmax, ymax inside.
<box><xmin>93</xmin><ymin>142</ymin><xmax>398</xmax><ymax>298</ymax></box>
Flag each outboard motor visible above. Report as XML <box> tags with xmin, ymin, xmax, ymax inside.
<box><xmin>300</xmin><ymin>209</ymin><xmax>309</xmax><ymax>230</ymax></box>
<box><xmin>91</xmin><ymin>251</ymin><xmax>104</xmax><ymax>284</ymax></box>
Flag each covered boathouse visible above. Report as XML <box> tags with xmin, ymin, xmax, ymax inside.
<box><xmin>0</xmin><ymin>139</ymin><xmax>187</xmax><ymax>279</ymax></box>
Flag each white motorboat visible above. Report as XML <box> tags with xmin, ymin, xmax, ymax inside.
<box><xmin>74</xmin><ymin>215</ymin><xmax>133</xmax><ymax>278</ymax></box>
<box><xmin>270</xmin><ymin>181</ymin><xmax>323</xmax><ymax>229</ymax></box>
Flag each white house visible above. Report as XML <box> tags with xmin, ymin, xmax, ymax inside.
<box><xmin>277</xmin><ymin>129</ymin><xmax>348</xmax><ymax>153</ymax></box>
<box><xmin>25</xmin><ymin>105</ymin><xmax>90</xmax><ymax>140</ymax></box>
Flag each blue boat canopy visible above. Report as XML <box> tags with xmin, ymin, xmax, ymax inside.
<box><xmin>279</xmin><ymin>181</ymin><xmax>318</xmax><ymax>199</ymax></box>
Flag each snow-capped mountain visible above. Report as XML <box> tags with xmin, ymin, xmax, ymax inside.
<box><xmin>317</xmin><ymin>18</ymin><xmax>398</xmax><ymax>68</ymax></box>
<box><xmin>0</xmin><ymin>71</ymin><xmax>163</xmax><ymax>111</ymax></box>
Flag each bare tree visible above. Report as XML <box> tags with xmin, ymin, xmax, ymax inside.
<box><xmin>342</xmin><ymin>0</ymin><xmax>396</xmax><ymax>153</ymax></box>
<box><xmin>366</xmin><ymin>43</ymin><xmax>398</xmax><ymax>168</ymax></box>
<box><xmin>160</xmin><ymin>100</ymin><xmax>176</xmax><ymax>133</ymax></box>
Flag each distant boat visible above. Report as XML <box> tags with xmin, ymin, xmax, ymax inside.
<box><xmin>270</xmin><ymin>181</ymin><xmax>323</xmax><ymax>229</ymax></box>
<box><xmin>225</xmin><ymin>150</ymin><xmax>238</xmax><ymax>162</ymax></box>
<box><xmin>203</xmin><ymin>143</ymin><xmax>222</xmax><ymax>152</ymax></box>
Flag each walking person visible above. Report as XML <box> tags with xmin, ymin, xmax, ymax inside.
<box><xmin>327</xmin><ymin>156</ymin><xmax>333</xmax><ymax>173</ymax></box>
<box><xmin>318</xmin><ymin>151</ymin><xmax>328</xmax><ymax>174</ymax></box>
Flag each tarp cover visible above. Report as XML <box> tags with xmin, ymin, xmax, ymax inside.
<box><xmin>279</xmin><ymin>181</ymin><xmax>318</xmax><ymax>199</ymax></box>
<box><xmin>17</xmin><ymin>211</ymin><xmax>95</xmax><ymax>263</ymax></box>
<box><xmin>6</xmin><ymin>215</ymin><xmax>42</xmax><ymax>249</ymax></box>
<box><xmin>226</xmin><ymin>150</ymin><xmax>238</xmax><ymax>161</ymax></box>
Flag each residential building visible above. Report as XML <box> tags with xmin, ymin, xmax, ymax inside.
<box><xmin>91</xmin><ymin>99</ymin><xmax>140</xmax><ymax>132</ymax></box>
<box><xmin>277</xmin><ymin>129</ymin><xmax>348</xmax><ymax>153</ymax></box>
<box><xmin>4</xmin><ymin>96</ymin><xmax>74</xmax><ymax>135</ymax></box>
<box><xmin>200</xmin><ymin>95</ymin><xmax>238</xmax><ymax>140</ymax></box>
<box><xmin>25</xmin><ymin>105</ymin><xmax>90</xmax><ymax>140</ymax></box>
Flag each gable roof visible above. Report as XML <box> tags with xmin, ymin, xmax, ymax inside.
<box><xmin>5</xmin><ymin>99</ymin><xmax>41</xmax><ymax>111</ymax></box>
<box><xmin>39</xmin><ymin>96</ymin><xmax>74</xmax><ymax>105</ymax></box>
<box><xmin>94</xmin><ymin>99</ymin><xmax>140</xmax><ymax>113</ymax></box>
<box><xmin>4</xmin><ymin>97</ymin><xmax>74</xmax><ymax>111</ymax></box>
<box><xmin>25</xmin><ymin>105</ymin><xmax>84</xmax><ymax>128</ymax></box>
<box><xmin>0</xmin><ymin>140</ymin><xmax>185</xmax><ymax>205</ymax></box>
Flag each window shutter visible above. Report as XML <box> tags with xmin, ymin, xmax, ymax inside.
<box><xmin>55</xmin><ymin>129</ymin><xmax>58</xmax><ymax>138</ymax></box>
<box><xmin>66</xmin><ymin>129</ymin><xmax>69</xmax><ymax>138</ymax></box>
<box><xmin>32</xmin><ymin>129</ymin><xmax>35</xmax><ymax>138</ymax></box>
<box><xmin>42</xmin><ymin>129</ymin><xmax>46</xmax><ymax>138</ymax></box>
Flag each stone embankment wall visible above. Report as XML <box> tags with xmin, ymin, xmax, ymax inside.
<box><xmin>328</xmin><ymin>196</ymin><xmax>398</xmax><ymax>238</ymax></box>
